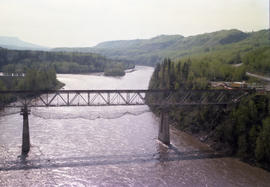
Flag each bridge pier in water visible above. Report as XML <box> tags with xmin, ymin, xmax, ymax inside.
<box><xmin>20</xmin><ymin>105</ymin><xmax>30</xmax><ymax>156</ymax></box>
<box><xmin>158</xmin><ymin>110</ymin><xmax>170</xmax><ymax>145</ymax></box>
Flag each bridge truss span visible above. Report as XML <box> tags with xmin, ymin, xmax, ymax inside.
<box><xmin>0</xmin><ymin>89</ymin><xmax>253</xmax><ymax>108</ymax></box>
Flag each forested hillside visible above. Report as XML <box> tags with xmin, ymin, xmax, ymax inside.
<box><xmin>0</xmin><ymin>47</ymin><xmax>134</xmax><ymax>74</ymax></box>
<box><xmin>243</xmin><ymin>47</ymin><xmax>270</xmax><ymax>75</ymax></box>
<box><xmin>54</xmin><ymin>29</ymin><xmax>269</xmax><ymax>67</ymax></box>
<box><xmin>148</xmin><ymin>53</ymin><xmax>270</xmax><ymax>170</ymax></box>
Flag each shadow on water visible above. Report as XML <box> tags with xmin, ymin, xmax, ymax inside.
<box><xmin>0</xmin><ymin>144</ymin><xmax>226</xmax><ymax>171</ymax></box>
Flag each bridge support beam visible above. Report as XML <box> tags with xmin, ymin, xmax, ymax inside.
<box><xmin>20</xmin><ymin>105</ymin><xmax>30</xmax><ymax>156</ymax></box>
<box><xmin>158</xmin><ymin>110</ymin><xmax>170</xmax><ymax>145</ymax></box>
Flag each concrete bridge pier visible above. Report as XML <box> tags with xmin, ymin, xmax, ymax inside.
<box><xmin>158</xmin><ymin>110</ymin><xmax>170</xmax><ymax>145</ymax></box>
<box><xmin>20</xmin><ymin>105</ymin><xmax>30</xmax><ymax>156</ymax></box>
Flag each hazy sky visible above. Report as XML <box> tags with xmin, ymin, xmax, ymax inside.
<box><xmin>0</xmin><ymin>0</ymin><xmax>269</xmax><ymax>47</ymax></box>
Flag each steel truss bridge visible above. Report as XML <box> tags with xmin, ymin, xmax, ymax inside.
<box><xmin>0</xmin><ymin>89</ymin><xmax>252</xmax><ymax>108</ymax></box>
<box><xmin>0</xmin><ymin>89</ymin><xmax>254</xmax><ymax>156</ymax></box>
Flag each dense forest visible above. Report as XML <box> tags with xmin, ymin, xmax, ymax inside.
<box><xmin>0</xmin><ymin>47</ymin><xmax>134</xmax><ymax>74</ymax></box>
<box><xmin>243</xmin><ymin>47</ymin><xmax>270</xmax><ymax>75</ymax></box>
<box><xmin>148</xmin><ymin>48</ymin><xmax>270</xmax><ymax>170</ymax></box>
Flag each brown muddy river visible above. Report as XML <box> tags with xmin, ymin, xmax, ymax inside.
<box><xmin>1</xmin><ymin>66</ymin><xmax>270</xmax><ymax>186</ymax></box>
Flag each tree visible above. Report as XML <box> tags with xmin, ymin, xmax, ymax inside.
<box><xmin>255</xmin><ymin>117</ymin><xmax>270</xmax><ymax>162</ymax></box>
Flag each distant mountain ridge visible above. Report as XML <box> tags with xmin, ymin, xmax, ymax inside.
<box><xmin>0</xmin><ymin>36</ymin><xmax>49</xmax><ymax>51</ymax></box>
<box><xmin>53</xmin><ymin>29</ymin><xmax>269</xmax><ymax>66</ymax></box>
<box><xmin>2</xmin><ymin>29</ymin><xmax>268</xmax><ymax>66</ymax></box>
<box><xmin>95</xmin><ymin>34</ymin><xmax>184</xmax><ymax>49</ymax></box>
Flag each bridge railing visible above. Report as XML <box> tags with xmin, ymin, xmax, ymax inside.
<box><xmin>0</xmin><ymin>89</ymin><xmax>254</xmax><ymax>108</ymax></box>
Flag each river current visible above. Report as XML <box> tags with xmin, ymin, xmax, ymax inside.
<box><xmin>1</xmin><ymin>66</ymin><xmax>270</xmax><ymax>186</ymax></box>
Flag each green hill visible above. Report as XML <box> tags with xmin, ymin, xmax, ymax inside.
<box><xmin>53</xmin><ymin>29</ymin><xmax>269</xmax><ymax>66</ymax></box>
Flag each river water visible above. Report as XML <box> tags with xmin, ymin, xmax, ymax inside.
<box><xmin>1</xmin><ymin>66</ymin><xmax>270</xmax><ymax>186</ymax></box>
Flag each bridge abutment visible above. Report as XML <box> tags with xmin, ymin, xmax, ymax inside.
<box><xmin>158</xmin><ymin>110</ymin><xmax>170</xmax><ymax>145</ymax></box>
<box><xmin>20</xmin><ymin>105</ymin><xmax>30</xmax><ymax>156</ymax></box>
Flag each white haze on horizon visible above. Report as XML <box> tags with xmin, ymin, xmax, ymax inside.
<box><xmin>0</xmin><ymin>0</ymin><xmax>268</xmax><ymax>47</ymax></box>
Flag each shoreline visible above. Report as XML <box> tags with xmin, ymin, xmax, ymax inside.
<box><xmin>55</xmin><ymin>66</ymin><xmax>137</xmax><ymax>77</ymax></box>
<box><xmin>169</xmin><ymin>115</ymin><xmax>270</xmax><ymax>172</ymax></box>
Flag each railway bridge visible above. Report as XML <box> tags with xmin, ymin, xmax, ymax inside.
<box><xmin>0</xmin><ymin>89</ymin><xmax>253</xmax><ymax>156</ymax></box>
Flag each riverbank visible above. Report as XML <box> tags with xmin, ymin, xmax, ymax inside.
<box><xmin>148</xmin><ymin>59</ymin><xmax>270</xmax><ymax>172</ymax></box>
<box><xmin>151</xmin><ymin>92</ymin><xmax>270</xmax><ymax>171</ymax></box>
